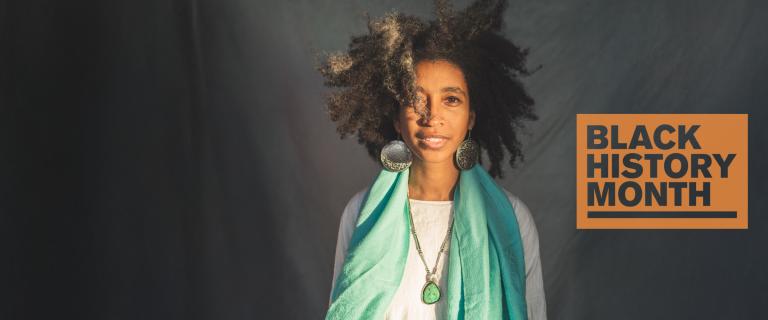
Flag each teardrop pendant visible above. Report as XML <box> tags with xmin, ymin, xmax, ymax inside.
<box><xmin>421</xmin><ymin>280</ymin><xmax>441</xmax><ymax>304</ymax></box>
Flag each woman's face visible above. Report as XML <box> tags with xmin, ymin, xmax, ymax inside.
<box><xmin>394</xmin><ymin>59</ymin><xmax>475</xmax><ymax>166</ymax></box>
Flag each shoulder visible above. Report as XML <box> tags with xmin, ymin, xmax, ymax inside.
<box><xmin>341</xmin><ymin>186</ymin><xmax>537</xmax><ymax>233</ymax></box>
<box><xmin>501</xmin><ymin>188</ymin><xmax>543</xmax><ymax>283</ymax></box>
<box><xmin>501</xmin><ymin>188</ymin><xmax>540</xmax><ymax>248</ymax></box>
<box><xmin>501</xmin><ymin>189</ymin><xmax>535</xmax><ymax>228</ymax></box>
<box><xmin>346</xmin><ymin>187</ymin><xmax>369</xmax><ymax>212</ymax></box>
<box><xmin>339</xmin><ymin>187</ymin><xmax>369</xmax><ymax>224</ymax></box>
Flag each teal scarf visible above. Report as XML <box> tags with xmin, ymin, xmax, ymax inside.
<box><xmin>327</xmin><ymin>165</ymin><xmax>527</xmax><ymax>319</ymax></box>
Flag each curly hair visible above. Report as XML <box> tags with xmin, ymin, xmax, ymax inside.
<box><xmin>317</xmin><ymin>0</ymin><xmax>538</xmax><ymax>178</ymax></box>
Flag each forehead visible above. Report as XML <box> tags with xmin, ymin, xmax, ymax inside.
<box><xmin>414</xmin><ymin>59</ymin><xmax>467</xmax><ymax>92</ymax></box>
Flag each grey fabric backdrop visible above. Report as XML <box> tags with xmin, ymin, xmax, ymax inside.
<box><xmin>2</xmin><ymin>0</ymin><xmax>766</xmax><ymax>319</ymax></box>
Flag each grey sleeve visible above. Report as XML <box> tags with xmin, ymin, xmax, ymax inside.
<box><xmin>505</xmin><ymin>190</ymin><xmax>548</xmax><ymax>320</ymax></box>
<box><xmin>328</xmin><ymin>188</ymin><xmax>367</xmax><ymax>306</ymax></box>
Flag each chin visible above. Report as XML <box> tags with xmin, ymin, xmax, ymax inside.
<box><xmin>412</xmin><ymin>151</ymin><xmax>455</xmax><ymax>165</ymax></box>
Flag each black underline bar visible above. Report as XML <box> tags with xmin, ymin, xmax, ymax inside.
<box><xmin>587</xmin><ymin>211</ymin><xmax>737</xmax><ymax>218</ymax></box>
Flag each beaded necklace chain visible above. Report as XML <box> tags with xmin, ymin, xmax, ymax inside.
<box><xmin>405</xmin><ymin>194</ymin><xmax>455</xmax><ymax>304</ymax></box>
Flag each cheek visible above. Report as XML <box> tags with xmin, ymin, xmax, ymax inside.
<box><xmin>398</xmin><ymin>113</ymin><xmax>420</xmax><ymax>132</ymax></box>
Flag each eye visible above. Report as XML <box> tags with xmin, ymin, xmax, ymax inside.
<box><xmin>445</xmin><ymin>96</ymin><xmax>462</xmax><ymax>105</ymax></box>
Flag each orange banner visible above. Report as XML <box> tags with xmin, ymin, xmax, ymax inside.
<box><xmin>576</xmin><ymin>114</ymin><xmax>748</xmax><ymax>229</ymax></box>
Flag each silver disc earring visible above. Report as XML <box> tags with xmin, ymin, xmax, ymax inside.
<box><xmin>380</xmin><ymin>137</ymin><xmax>412</xmax><ymax>172</ymax></box>
<box><xmin>455</xmin><ymin>129</ymin><xmax>479</xmax><ymax>170</ymax></box>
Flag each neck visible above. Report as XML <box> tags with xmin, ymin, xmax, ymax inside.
<box><xmin>408</xmin><ymin>159</ymin><xmax>460</xmax><ymax>201</ymax></box>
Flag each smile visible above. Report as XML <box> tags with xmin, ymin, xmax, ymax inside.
<box><xmin>418</xmin><ymin>136</ymin><xmax>449</xmax><ymax>149</ymax></box>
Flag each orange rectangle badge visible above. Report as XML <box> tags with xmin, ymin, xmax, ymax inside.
<box><xmin>576</xmin><ymin>114</ymin><xmax>748</xmax><ymax>229</ymax></box>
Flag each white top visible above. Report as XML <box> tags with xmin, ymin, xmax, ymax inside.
<box><xmin>329</xmin><ymin>187</ymin><xmax>547</xmax><ymax>320</ymax></box>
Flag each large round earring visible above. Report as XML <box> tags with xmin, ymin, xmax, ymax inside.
<box><xmin>380</xmin><ymin>136</ymin><xmax>412</xmax><ymax>172</ymax></box>
<box><xmin>455</xmin><ymin>129</ymin><xmax>479</xmax><ymax>170</ymax></box>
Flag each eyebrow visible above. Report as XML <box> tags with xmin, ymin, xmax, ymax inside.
<box><xmin>441</xmin><ymin>87</ymin><xmax>466</xmax><ymax>97</ymax></box>
<box><xmin>416</xmin><ymin>86</ymin><xmax>467</xmax><ymax>97</ymax></box>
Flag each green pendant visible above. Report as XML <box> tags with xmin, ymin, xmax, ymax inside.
<box><xmin>421</xmin><ymin>281</ymin><xmax>441</xmax><ymax>304</ymax></box>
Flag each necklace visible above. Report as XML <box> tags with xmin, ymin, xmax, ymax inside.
<box><xmin>406</xmin><ymin>194</ymin><xmax>455</xmax><ymax>305</ymax></box>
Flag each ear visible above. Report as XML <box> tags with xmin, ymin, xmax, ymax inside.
<box><xmin>469</xmin><ymin>110</ymin><xmax>476</xmax><ymax>130</ymax></box>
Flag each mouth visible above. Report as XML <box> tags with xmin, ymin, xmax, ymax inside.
<box><xmin>416</xmin><ymin>134</ymin><xmax>450</xmax><ymax>150</ymax></box>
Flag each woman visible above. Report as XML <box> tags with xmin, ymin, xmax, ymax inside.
<box><xmin>319</xmin><ymin>0</ymin><xmax>546</xmax><ymax>319</ymax></box>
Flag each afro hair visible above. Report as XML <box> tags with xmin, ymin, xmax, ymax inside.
<box><xmin>318</xmin><ymin>0</ymin><xmax>538</xmax><ymax>178</ymax></box>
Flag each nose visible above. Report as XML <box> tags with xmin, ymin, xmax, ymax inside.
<box><xmin>418</xmin><ymin>97</ymin><xmax>443</xmax><ymax>127</ymax></box>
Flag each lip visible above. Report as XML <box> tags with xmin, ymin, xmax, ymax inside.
<box><xmin>416</xmin><ymin>133</ymin><xmax>450</xmax><ymax>150</ymax></box>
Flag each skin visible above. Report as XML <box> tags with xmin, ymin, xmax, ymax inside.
<box><xmin>394</xmin><ymin>59</ymin><xmax>475</xmax><ymax>201</ymax></box>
